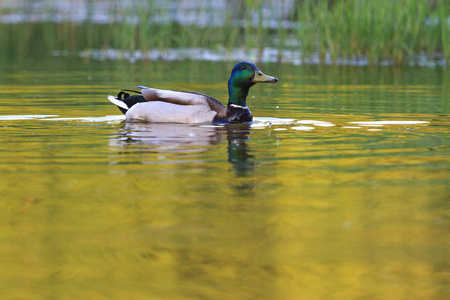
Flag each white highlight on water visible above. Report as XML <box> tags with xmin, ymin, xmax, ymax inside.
<box><xmin>291</xmin><ymin>126</ymin><xmax>315</xmax><ymax>131</ymax></box>
<box><xmin>40</xmin><ymin>115</ymin><xmax>126</xmax><ymax>123</ymax></box>
<box><xmin>0</xmin><ymin>115</ymin><xmax>431</xmax><ymax>134</ymax></box>
<box><xmin>0</xmin><ymin>115</ymin><xmax>59</xmax><ymax>120</ymax></box>
<box><xmin>349</xmin><ymin>121</ymin><xmax>429</xmax><ymax>125</ymax></box>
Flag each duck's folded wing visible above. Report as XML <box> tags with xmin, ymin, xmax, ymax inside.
<box><xmin>138</xmin><ymin>87</ymin><xmax>227</xmax><ymax>115</ymax></box>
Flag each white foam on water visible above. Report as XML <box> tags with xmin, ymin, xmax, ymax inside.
<box><xmin>41</xmin><ymin>115</ymin><xmax>126</xmax><ymax>123</ymax></box>
<box><xmin>251</xmin><ymin>117</ymin><xmax>297</xmax><ymax>129</ymax></box>
<box><xmin>0</xmin><ymin>115</ymin><xmax>59</xmax><ymax>120</ymax></box>
<box><xmin>349</xmin><ymin>120</ymin><xmax>429</xmax><ymax>125</ymax></box>
<box><xmin>313</xmin><ymin>122</ymin><xmax>335</xmax><ymax>127</ymax></box>
<box><xmin>297</xmin><ymin>119</ymin><xmax>335</xmax><ymax>127</ymax></box>
<box><xmin>253</xmin><ymin>117</ymin><xmax>297</xmax><ymax>125</ymax></box>
<box><xmin>250</xmin><ymin>123</ymin><xmax>269</xmax><ymax>129</ymax></box>
<box><xmin>297</xmin><ymin>120</ymin><xmax>323</xmax><ymax>124</ymax></box>
<box><xmin>291</xmin><ymin>126</ymin><xmax>315</xmax><ymax>131</ymax></box>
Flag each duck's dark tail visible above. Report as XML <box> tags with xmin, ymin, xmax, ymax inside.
<box><xmin>108</xmin><ymin>90</ymin><xmax>147</xmax><ymax>115</ymax></box>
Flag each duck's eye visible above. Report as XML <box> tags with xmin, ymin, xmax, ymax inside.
<box><xmin>241</xmin><ymin>65</ymin><xmax>246</xmax><ymax>70</ymax></box>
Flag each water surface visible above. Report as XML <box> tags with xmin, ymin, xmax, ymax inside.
<box><xmin>0</xmin><ymin>58</ymin><xmax>449</xmax><ymax>299</ymax></box>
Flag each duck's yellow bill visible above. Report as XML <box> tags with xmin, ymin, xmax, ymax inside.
<box><xmin>253</xmin><ymin>71</ymin><xmax>278</xmax><ymax>83</ymax></box>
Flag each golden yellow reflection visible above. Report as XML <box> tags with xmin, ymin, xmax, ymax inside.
<box><xmin>0</xmin><ymin>62</ymin><xmax>448</xmax><ymax>299</ymax></box>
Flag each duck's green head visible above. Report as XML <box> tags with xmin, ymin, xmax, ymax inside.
<box><xmin>228</xmin><ymin>61</ymin><xmax>278</xmax><ymax>107</ymax></box>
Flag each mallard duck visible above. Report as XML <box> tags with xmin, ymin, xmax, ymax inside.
<box><xmin>108</xmin><ymin>61</ymin><xmax>278</xmax><ymax>123</ymax></box>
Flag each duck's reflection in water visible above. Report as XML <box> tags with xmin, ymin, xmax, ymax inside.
<box><xmin>111</xmin><ymin>122</ymin><xmax>223</xmax><ymax>151</ymax></box>
<box><xmin>225</xmin><ymin>123</ymin><xmax>254</xmax><ymax>176</ymax></box>
<box><xmin>109</xmin><ymin>121</ymin><xmax>255</xmax><ymax>178</ymax></box>
<box><xmin>224</xmin><ymin>123</ymin><xmax>256</xmax><ymax>194</ymax></box>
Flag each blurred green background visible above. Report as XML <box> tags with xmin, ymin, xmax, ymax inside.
<box><xmin>1</xmin><ymin>0</ymin><xmax>448</xmax><ymax>65</ymax></box>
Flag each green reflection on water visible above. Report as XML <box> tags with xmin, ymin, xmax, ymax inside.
<box><xmin>0</xmin><ymin>58</ymin><xmax>449</xmax><ymax>299</ymax></box>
